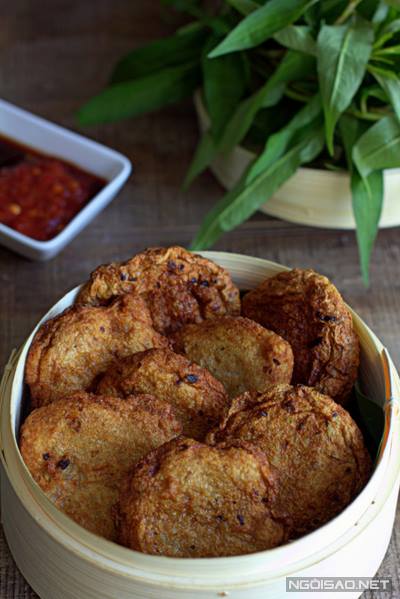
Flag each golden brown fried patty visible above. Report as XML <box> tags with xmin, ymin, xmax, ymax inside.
<box><xmin>242</xmin><ymin>269</ymin><xmax>359</xmax><ymax>404</ymax></box>
<box><xmin>76</xmin><ymin>246</ymin><xmax>240</xmax><ymax>335</ymax></box>
<box><xmin>25</xmin><ymin>294</ymin><xmax>168</xmax><ymax>408</ymax></box>
<box><xmin>116</xmin><ymin>437</ymin><xmax>289</xmax><ymax>557</ymax></box>
<box><xmin>20</xmin><ymin>393</ymin><xmax>182</xmax><ymax>540</ymax></box>
<box><xmin>207</xmin><ymin>384</ymin><xmax>371</xmax><ymax>536</ymax></box>
<box><xmin>170</xmin><ymin>316</ymin><xmax>293</xmax><ymax>398</ymax></box>
<box><xmin>96</xmin><ymin>348</ymin><xmax>229</xmax><ymax>440</ymax></box>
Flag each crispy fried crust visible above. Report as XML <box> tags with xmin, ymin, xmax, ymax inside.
<box><xmin>242</xmin><ymin>269</ymin><xmax>360</xmax><ymax>404</ymax></box>
<box><xmin>170</xmin><ymin>316</ymin><xmax>293</xmax><ymax>398</ymax></box>
<box><xmin>76</xmin><ymin>246</ymin><xmax>240</xmax><ymax>335</ymax></box>
<box><xmin>25</xmin><ymin>294</ymin><xmax>168</xmax><ymax>408</ymax></box>
<box><xmin>116</xmin><ymin>437</ymin><xmax>290</xmax><ymax>557</ymax></box>
<box><xmin>96</xmin><ymin>348</ymin><xmax>230</xmax><ymax>440</ymax></box>
<box><xmin>19</xmin><ymin>393</ymin><xmax>182</xmax><ymax>540</ymax></box>
<box><xmin>207</xmin><ymin>384</ymin><xmax>372</xmax><ymax>537</ymax></box>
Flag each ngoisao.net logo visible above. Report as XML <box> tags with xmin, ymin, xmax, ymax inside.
<box><xmin>286</xmin><ymin>577</ymin><xmax>392</xmax><ymax>593</ymax></box>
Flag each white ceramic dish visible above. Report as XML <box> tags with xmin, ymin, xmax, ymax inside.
<box><xmin>194</xmin><ymin>92</ymin><xmax>400</xmax><ymax>230</ymax></box>
<box><xmin>1</xmin><ymin>252</ymin><xmax>400</xmax><ymax>599</ymax></box>
<box><xmin>0</xmin><ymin>98</ymin><xmax>131</xmax><ymax>260</ymax></box>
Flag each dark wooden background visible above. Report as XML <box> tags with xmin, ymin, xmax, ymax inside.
<box><xmin>0</xmin><ymin>1</ymin><xmax>399</xmax><ymax>597</ymax></box>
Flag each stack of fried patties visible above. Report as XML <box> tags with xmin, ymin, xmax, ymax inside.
<box><xmin>21</xmin><ymin>247</ymin><xmax>371</xmax><ymax>557</ymax></box>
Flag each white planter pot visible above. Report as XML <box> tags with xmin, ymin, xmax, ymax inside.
<box><xmin>1</xmin><ymin>252</ymin><xmax>400</xmax><ymax>599</ymax></box>
<box><xmin>194</xmin><ymin>92</ymin><xmax>400</xmax><ymax>230</ymax></box>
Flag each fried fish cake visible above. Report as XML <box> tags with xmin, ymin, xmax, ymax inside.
<box><xmin>20</xmin><ymin>393</ymin><xmax>182</xmax><ymax>540</ymax></box>
<box><xmin>76</xmin><ymin>246</ymin><xmax>240</xmax><ymax>335</ymax></box>
<box><xmin>25</xmin><ymin>294</ymin><xmax>168</xmax><ymax>408</ymax></box>
<box><xmin>116</xmin><ymin>437</ymin><xmax>289</xmax><ymax>557</ymax></box>
<box><xmin>242</xmin><ymin>269</ymin><xmax>360</xmax><ymax>404</ymax></box>
<box><xmin>170</xmin><ymin>316</ymin><xmax>293</xmax><ymax>398</ymax></box>
<box><xmin>96</xmin><ymin>348</ymin><xmax>229</xmax><ymax>440</ymax></box>
<box><xmin>207</xmin><ymin>384</ymin><xmax>371</xmax><ymax>537</ymax></box>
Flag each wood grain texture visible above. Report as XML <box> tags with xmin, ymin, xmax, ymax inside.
<box><xmin>0</xmin><ymin>1</ymin><xmax>399</xmax><ymax>597</ymax></box>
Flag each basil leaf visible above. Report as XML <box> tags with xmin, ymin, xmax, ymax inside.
<box><xmin>373</xmin><ymin>72</ymin><xmax>400</xmax><ymax>120</ymax></box>
<box><xmin>317</xmin><ymin>18</ymin><xmax>374</xmax><ymax>155</ymax></box>
<box><xmin>110</xmin><ymin>27</ymin><xmax>206</xmax><ymax>84</ymax></box>
<box><xmin>351</xmin><ymin>169</ymin><xmax>383</xmax><ymax>286</ymax></box>
<box><xmin>203</xmin><ymin>37</ymin><xmax>247</xmax><ymax>139</ymax></box>
<box><xmin>209</xmin><ymin>0</ymin><xmax>317</xmax><ymax>57</ymax></box>
<box><xmin>218</xmin><ymin>50</ymin><xmax>315</xmax><ymax>154</ymax></box>
<box><xmin>190</xmin><ymin>125</ymin><xmax>324</xmax><ymax>249</ymax></box>
<box><xmin>247</xmin><ymin>94</ymin><xmax>322</xmax><ymax>181</ymax></box>
<box><xmin>352</xmin><ymin>115</ymin><xmax>400</xmax><ymax>177</ymax></box>
<box><xmin>78</xmin><ymin>63</ymin><xmax>200</xmax><ymax>125</ymax></box>
<box><xmin>274</xmin><ymin>26</ymin><xmax>316</xmax><ymax>55</ymax></box>
<box><xmin>183</xmin><ymin>131</ymin><xmax>216</xmax><ymax>190</ymax></box>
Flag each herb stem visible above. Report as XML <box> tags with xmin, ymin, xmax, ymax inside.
<box><xmin>284</xmin><ymin>87</ymin><xmax>310</xmax><ymax>103</ymax></box>
<box><xmin>334</xmin><ymin>0</ymin><xmax>363</xmax><ymax>25</ymax></box>
<box><xmin>345</xmin><ymin>107</ymin><xmax>391</xmax><ymax>121</ymax></box>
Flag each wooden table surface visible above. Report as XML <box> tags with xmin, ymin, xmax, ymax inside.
<box><xmin>0</xmin><ymin>2</ymin><xmax>399</xmax><ymax>597</ymax></box>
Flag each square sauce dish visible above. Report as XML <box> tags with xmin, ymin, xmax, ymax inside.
<box><xmin>0</xmin><ymin>98</ymin><xmax>131</xmax><ymax>260</ymax></box>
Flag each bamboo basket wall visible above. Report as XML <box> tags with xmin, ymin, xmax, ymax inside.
<box><xmin>194</xmin><ymin>93</ymin><xmax>400</xmax><ymax>230</ymax></box>
<box><xmin>1</xmin><ymin>252</ymin><xmax>400</xmax><ymax>599</ymax></box>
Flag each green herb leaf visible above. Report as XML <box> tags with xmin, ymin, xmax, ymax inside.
<box><xmin>384</xmin><ymin>0</ymin><xmax>400</xmax><ymax>9</ymax></box>
<box><xmin>209</xmin><ymin>0</ymin><xmax>317</xmax><ymax>57</ymax></box>
<box><xmin>304</xmin><ymin>2</ymin><xmax>321</xmax><ymax>27</ymax></box>
<box><xmin>372</xmin><ymin>1</ymin><xmax>389</xmax><ymax>25</ymax></box>
<box><xmin>360</xmin><ymin>85</ymin><xmax>389</xmax><ymax>111</ymax></box>
<box><xmin>183</xmin><ymin>130</ymin><xmax>216</xmax><ymax>189</ymax></box>
<box><xmin>78</xmin><ymin>63</ymin><xmax>200</xmax><ymax>125</ymax></box>
<box><xmin>339</xmin><ymin>114</ymin><xmax>366</xmax><ymax>166</ymax></box>
<box><xmin>381</xmin><ymin>17</ymin><xmax>400</xmax><ymax>35</ymax></box>
<box><xmin>247</xmin><ymin>94</ymin><xmax>322</xmax><ymax>181</ymax></box>
<box><xmin>317</xmin><ymin>18</ymin><xmax>374</xmax><ymax>155</ymax></box>
<box><xmin>218</xmin><ymin>50</ymin><xmax>315</xmax><ymax>154</ymax></box>
<box><xmin>110</xmin><ymin>27</ymin><xmax>206</xmax><ymax>84</ymax></box>
<box><xmin>367</xmin><ymin>63</ymin><xmax>399</xmax><ymax>79</ymax></box>
<box><xmin>358</xmin><ymin>0</ymin><xmax>384</xmax><ymax>20</ymax></box>
<box><xmin>340</xmin><ymin>114</ymin><xmax>383</xmax><ymax>286</ymax></box>
<box><xmin>187</xmin><ymin>49</ymin><xmax>315</xmax><ymax>182</ymax></box>
<box><xmin>352</xmin><ymin>115</ymin><xmax>400</xmax><ymax>177</ymax></box>
<box><xmin>373</xmin><ymin>43</ymin><xmax>400</xmax><ymax>56</ymax></box>
<box><xmin>354</xmin><ymin>382</ymin><xmax>384</xmax><ymax>457</ymax></box>
<box><xmin>203</xmin><ymin>36</ymin><xmax>247</xmax><ymax>139</ymax></box>
<box><xmin>373</xmin><ymin>72</ymin><xmax>400</xmax><ymax>120</ymax></box>
<box><xmin>351</xmin><ymin>169</ymin><xmax>383</xmax><ymax>286</ymax></box>
<box><xmin>161</xmin><ymin>0</ymin><xmax>205</xmax><ymax>16</ymax></box>
<box><xmin>162</xmin><ymin>0</ymin><xmax>230</xmax><ymax>34</ymax></box>
<box><xmin>225</xmin><ymin>0</ymin><xmax>259</xmax><ymax>16</ymax></box>
<box><xmin>190</xmin><ymin>123</ymin><xmax>324</xmax><ymax>249</ymax></box>
<box><xmin>274</xmin><ymin>25</ymin><xmax>316</xmax><ymax>55</ymax></box>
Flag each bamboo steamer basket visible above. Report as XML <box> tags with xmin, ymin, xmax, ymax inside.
<box><xmin>194</xmin><ymin>92</ymin><xmax>400</xmax><ymax>230</ymax></box>
<box><xmin>1</xmin><ymin>252</ymin><xmax>400</xmax><ymax>599</ymax></box>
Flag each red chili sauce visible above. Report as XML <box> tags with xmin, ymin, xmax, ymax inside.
<box><xmin>0</xmin><ymin>135</ymin><xmax>106</xmax><ymax>241</ymax></box>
